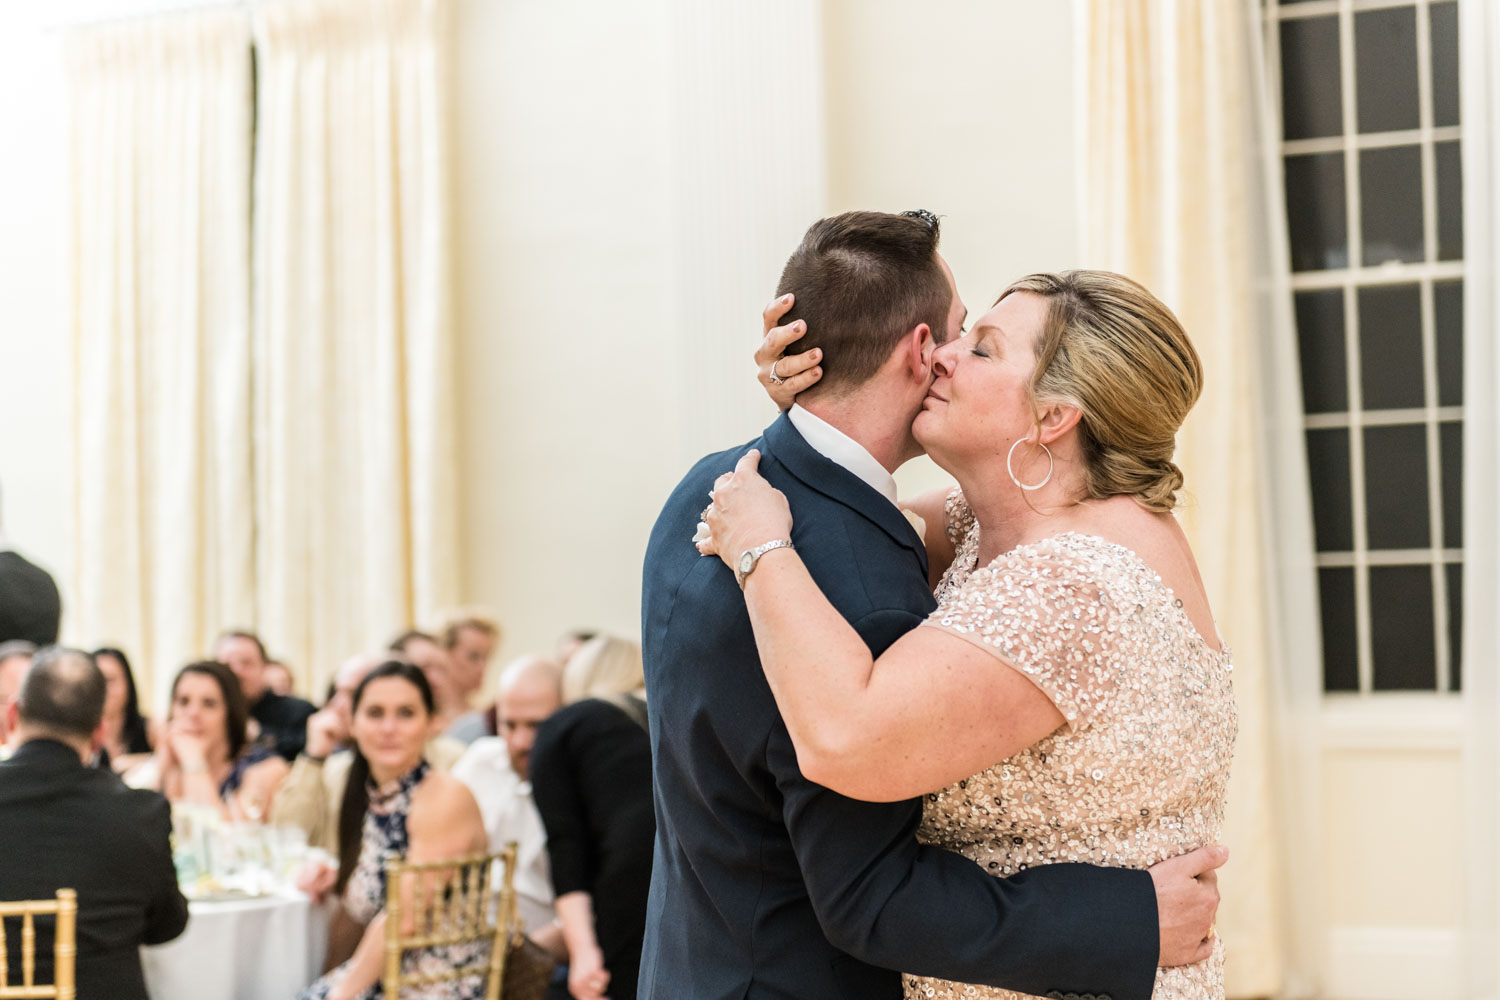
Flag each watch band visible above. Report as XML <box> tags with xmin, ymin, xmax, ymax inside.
<box><xmin>735</xmin><ymin>538</ymin><xmax>794</xmax><ymax>589</ymax></box>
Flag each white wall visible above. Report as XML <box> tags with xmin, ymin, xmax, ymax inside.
<box><xmin>451</xmin><ymin>0</ymin><xmax>1080</xmax><ymax>663</ymax></box>
<box><xmin>823</xmin><ymin>0</ymin><xmax>1080</xmax><ymax>499</ymax></box>
<box><xmin>0</xmin><ymin>7</ymin><xmax>72</xmax><ymax>615</ymax></box>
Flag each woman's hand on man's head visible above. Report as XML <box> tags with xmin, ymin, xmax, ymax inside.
<box><xmin>758</xmin><ymin>293</ymin><xmax>822</xmax><ymax>409</ymax></box>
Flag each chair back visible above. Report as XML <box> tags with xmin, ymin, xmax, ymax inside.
<box><xmin>382</xmin><ymin>843</ymin><xmax>518</xmax><ymax>1000</ymax></box>
<box><xmin>0</xmin><ymin>889</ymin><xmax>77</xmax><ymax>1000</ymax></box>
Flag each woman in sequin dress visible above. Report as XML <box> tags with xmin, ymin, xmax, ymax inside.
<box><xmin>298</xmin><ymin>661</ymin><xmax>489</xmax><ymax>1000</ymax></box>
<box><xmin>702</xmin><ymin>270</ymin><xmax>1236</xmax><ymax>1000</ymax></box>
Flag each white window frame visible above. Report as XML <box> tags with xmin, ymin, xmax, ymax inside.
<box><xmin>1265</xmin><ymin>0</ymin><xmax>1467</xmax><ymax>727</ymax></box>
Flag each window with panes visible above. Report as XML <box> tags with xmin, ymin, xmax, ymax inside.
<box><xmin>1269</xmin><ymin>0</ymin><xmax>1463</xmax><ymax>693</ymax></box>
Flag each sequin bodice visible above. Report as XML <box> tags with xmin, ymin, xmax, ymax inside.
<box><xmin>905</xmin><ymin>491</ymin><xmax>1236</xmax><ymax>1000</ymax></box>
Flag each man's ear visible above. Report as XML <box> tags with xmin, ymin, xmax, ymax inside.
<box><xmin>90</xmin><ymin>717</ymin><xmax>108</xmax><ymax>753</ymax></box>
<box><xmin>4</xmin><ymin>700</ymin><xmax>19</xmax><ymax>737</ymax></box>
<box><xmin>904</xmin><ymin>324</ymin><xmax>934</xmax><ymax>381</ymax></box>
<box><xmin>1037</xmin><ymin>400</ymin><xmax>1083</xmax><ymax>445</ymax></box>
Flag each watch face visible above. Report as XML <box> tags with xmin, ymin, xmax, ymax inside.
<box><xmin>739</xmin><ymin>551</ymin><xmax>755</xmax><ymax>575</ymax></box>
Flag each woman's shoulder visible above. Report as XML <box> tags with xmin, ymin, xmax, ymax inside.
<box><xmin>410</xmin><ymin>768</ymin><xmax>480</xmax><ymax>815</ymax></box>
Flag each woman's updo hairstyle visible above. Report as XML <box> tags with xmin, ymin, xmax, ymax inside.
<box><xmin>1002</xmin><ymin>270</ymin><xmax>1202</xmax><ymax>513</ymax></box>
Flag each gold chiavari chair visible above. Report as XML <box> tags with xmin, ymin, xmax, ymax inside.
<box><xmin>382</xmin><ymin>843</ymin><xmax>518</xmax><ymax>1000</ymax></box>
<box><xmin>0</xmin><ymin>889</ymin><xmax>77</xmax><ymax>1000</ymax></box>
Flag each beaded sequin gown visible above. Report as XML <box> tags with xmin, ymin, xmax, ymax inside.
<box><xmin>904</xmin><ymin>492</ymin><xmax>1236</xmax><ymax>1000</ymax></box>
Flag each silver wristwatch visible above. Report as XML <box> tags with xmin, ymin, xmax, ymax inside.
<box><xmin>735</xmin><ymin>538</ymin><xmax>794</xmax><ymax>589</ymax></box>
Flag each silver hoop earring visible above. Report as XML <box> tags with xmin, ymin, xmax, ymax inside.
<box><xmin>1007</xmin><ymin>438</ymin><xmax>1054</xmax><ymax>491</ymax></box>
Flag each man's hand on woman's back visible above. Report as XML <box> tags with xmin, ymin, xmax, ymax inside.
<box><xmin>1149</xmin><ymin>845</ymin><xmax>1227</xmax><ymax>966</ymax></box>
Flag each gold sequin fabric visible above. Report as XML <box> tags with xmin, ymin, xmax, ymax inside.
<box><xmin>903</xmin><ymin>491</ymin><xmax>1236</xmax><ymax>1000</ymax></box>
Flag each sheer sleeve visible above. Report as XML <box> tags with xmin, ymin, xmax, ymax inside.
<box><xmin>942</xmin><ymin>487</ymin><xmax>976</xmax><ymax>550</ymax></box>
<box><xmin>923</xmin><ymin>537</ymin><xmax>1121</xmax><ymax>731</ymax></box>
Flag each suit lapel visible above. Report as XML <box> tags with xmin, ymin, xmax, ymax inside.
<box><xmin>761</xmin><ymin>413</ymin><xmax>929</xmax><ymax>580</ymax></box>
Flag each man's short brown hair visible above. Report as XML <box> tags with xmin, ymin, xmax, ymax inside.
<box><xmin>776</xmin><ymin>210</ymin><xmax>951</xmax><ymax>396</ymax></box>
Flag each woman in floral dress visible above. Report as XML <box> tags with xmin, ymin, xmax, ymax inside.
<box><xmin>299</xmin><ymin>661</ymin><xmax>489</xmax><ymax>1000</ymax></box>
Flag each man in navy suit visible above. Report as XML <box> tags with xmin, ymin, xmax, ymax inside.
<box><xmin>639</xmin><ymin>211</ymin><xmax>1223</xmax><ymax>1000</ymax></box>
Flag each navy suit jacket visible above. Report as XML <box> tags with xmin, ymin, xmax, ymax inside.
<box><xmin>638</xmin><ymin>413</ymin><xmax>1158</xmax><ymax>1000</ymax></box>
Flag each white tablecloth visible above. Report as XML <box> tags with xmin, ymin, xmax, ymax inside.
<box><xmin>142</xmin><ymin>891</ymin><xmax>329</xmax><ymax>1000</ymax></box>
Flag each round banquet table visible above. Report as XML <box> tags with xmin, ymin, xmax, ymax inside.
<box><xmin>141</xmin><ymin>890</ymin><xmax>329</xmax><ymax>1000</ymax></box>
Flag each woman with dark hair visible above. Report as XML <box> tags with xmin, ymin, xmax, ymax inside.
<box><xmin>125</xmin><ymin>661</ymin><xmax>287</xmax><ymax>822</ymax></box>
<box><xmin>297</xmin><ymin>661</ymin><xmax>488</xmax><ymax>1000</ymax></box>
<box><xmin>92</xmin><ymin>646</ymin><xmax>153</xmax><ymax>772</ymax></box>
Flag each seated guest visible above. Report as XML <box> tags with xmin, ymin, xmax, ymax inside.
<box><xmin>389</xmin><ymin>629</ymin><xmax>469</xmax><ymax>736</ymax></box>
<box><xmin>297</xmin><ymin>661</ymin><xmax>489</xmax><ymax>1000</ymax></box>
<box><xmin>0</xmin><ymin>647</ymin><xmax>188</xmax><ymax>1000</ymax></box>
<box><xmin>452</xmin><ymin>655</ymin><xmax>565</xmax><ymax>953</ymax></box>
<box><xmin>265</xmin><ymin>659</ymin><xmax>297</xmax><ymax>698</ymax></box>
<box><xmin>530</xmin><ymin>636</ymin><xmax>655</xmax><ymax>1000</ymax></box>
<box><xmin>554</xmin><ymin>628</ymin><xmax>597</xmax><ymax>668</ymax></box>
<box><xmin>272</xmin><ymin>652</ymin><xmax>466</xmax><ymax>853</ymax></box>
<box><xmin>215</xmin><ymin>629</ymin><xmax>316</xmax><ymax>760</ymax></box>
<box><xmin>93</xmin><ymin>646</ymin><xmax>154</xmax><ymax>772</ymax></box>
<box><xmin>0</xmin><ymin>488</ymin><xmax>61</xmax><ymax>646</ymax></box>
<box><xmin>437</xmin><ymin>611</ymin><xmax>501</xmax><ymax>743</ymax></box>
<box><xmin>127</xmin><ymin>661</ymin><xmax>288</xmax><ymax>822</ymax></box>
<box><xmin>0</xmin><ymin>639</ymin><xmax>36</xmax><ymax>755</ymax></box>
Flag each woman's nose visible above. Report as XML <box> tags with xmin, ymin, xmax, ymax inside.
<box><xmin>932</xmin><ymin>341</ymin><xmax>956</xmax><ymax>379</ymax></box>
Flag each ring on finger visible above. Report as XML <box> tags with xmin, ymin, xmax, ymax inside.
<box><xmin>768</xmin><ymin>359</ymin><xmax>787</xmax><ymax>385</ymax></box>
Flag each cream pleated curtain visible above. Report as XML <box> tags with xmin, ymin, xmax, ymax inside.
<box><xmin>250</xmin><ymin>0</ymin><xmax>459</xmax><ymax>687</ymax></box>
<box><xmin>1076</xmin><ymin>2</ymin><xmax>1323</xmax><ymax>996</ymax></box>
<box><xmin>67</xmin><ymin>11</ymin><xmax>256</xmax><ymax>706</ymax></box>
<box><xmin>67</xmin><ymin>0</ymin><xmax>458</xmax><ymax>702</ymax></box>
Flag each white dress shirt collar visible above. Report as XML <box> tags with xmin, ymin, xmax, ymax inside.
<box><xmin>787</xmin><ymin>404</ymin><xmax>899</xmax><ymax>507</ymax></box>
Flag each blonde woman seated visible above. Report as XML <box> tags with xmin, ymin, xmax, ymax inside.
<box><xmin>126</xmin><ymin>660</ymin><xmax>287</xmax><ymax>822</ymax></box>
<box><xmin>297</xmin><ymin>660</ymin><xmax>489</xmax><ymax>1000</ymax></box>
<box><xmin>702</xmin><ymin>271</ymin><xmax>1236</xmax><ymax>1000</ymax></box>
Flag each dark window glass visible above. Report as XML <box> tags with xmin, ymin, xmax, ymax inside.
<box><xmin>1364</xmin><ymin>424</ymin><xmax>1431</xmax><ymax>550</ymax></box>
<box><xmin>1436</xmin><ymin>141</ymin><xmax>1464</xmax><ymax>261</ymax></box>
<box><xmin>1431</xmin><ymin>2</ymin><xmax>1461</xmax><ymax>128</ymax></box>
<box><xmin>1441</xmin><ymin>420</ymin><xmax>1462</xmax><ymax>550</ymax></box>
<box><xmin>1296</xmin><ymin>290</ymin><xmax>1347</xmax><ymax>412</ymax></box>
<box><xmin>1281</xmin><ymin>16</ymin><xmax>1344</xmax><ymax>140</ymax></box>
<box><xmin>1447</xmin><ymin>561</ymin><xmax>1462</xmax><ymax>691</ymax></box>
<box><xmin>1360</xmin><ymin>146</ymin><xmax>1425</xmax><ymax>265</ymax></box>
<box><xmin>1355</xmin><ymin>6</ymin><xmax>1420</xmax><ymax>133</ymax></box>
<box><xmin>1357</xmin><ymin>284</ymin><xmax>1424</xmax><ymax>410</ymax></box>
<box><xmin>1434</xmin><ymin>280</ymin><xmax>1463</xmax><ymax>406</ymax></box>
<box><xmin>1319</xmin><ymin>566</ymin><xmax>1359</xmax><ymax>691</ymax></box>
<box><xmin>1286</xmin><ymin>153</ymin><xmax>1349</xmax><ymax>271</ymax></box>
<box><xmin>1307</xmin><ymin>428</ymin><xmax>1354</xmax><ymax>551</ymax></box>
<box><xmin>1370</xmin><ymin>565</ymin><xmax>1437</xmax><ymax>690</ymax></box>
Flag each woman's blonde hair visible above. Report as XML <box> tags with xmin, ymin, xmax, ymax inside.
<box><xmin>561</xmin><ymin>635</ymin><xmax>645</xmax><ymax>705</ymax></box>
<box><xmin>1001</xmin><ymin>270</ymin><xmax>1202</xmax><ymax>513</ymax></box>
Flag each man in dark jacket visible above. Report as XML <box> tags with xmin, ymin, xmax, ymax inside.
<box><xmin>0</xmin><ymin>488</ymin><xmax>61</xmax><ymax>645</ymax></box>
<box><xmin>0</xmin><ymin>647</ymin><xmax>189</xmax><ymax>999</ymax></box>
